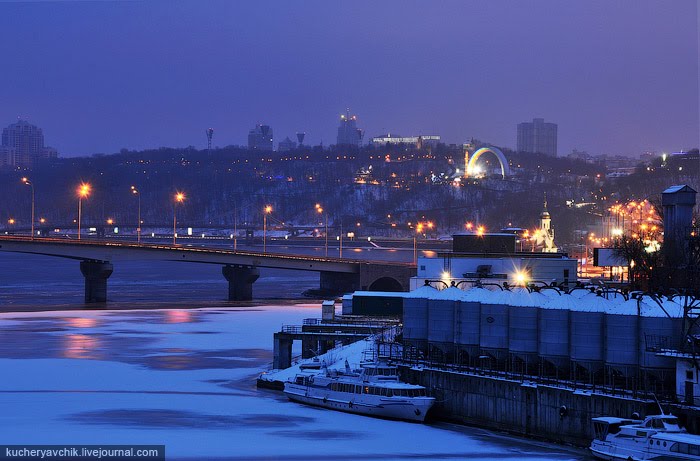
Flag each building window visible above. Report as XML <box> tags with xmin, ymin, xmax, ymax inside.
<box><xmin>687</xmin><ymin>370</ymin><xmax>694</xmax><ymax>381</ymax></box>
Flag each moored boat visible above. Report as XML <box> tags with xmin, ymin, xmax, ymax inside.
<box><xmin>284</xmin><ymin>360</ymin><xmax>435</xmax><ymax>422</ymax></box>
<box><xmin>590</xmin><ymin>413</ymin><xmax>700</xmax><ymax>460</ymax></box>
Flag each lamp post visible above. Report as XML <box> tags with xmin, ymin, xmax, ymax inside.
<box><xmin>131</xmin><ymin>186</ymin><xmax>141</xmax><ymax>244</ymax></box>
<box><xmin>263</xmin><ymin>205</ymin><xmax>272</xmax><ymax>253</ymax></box>
<box><xmin>173</xmin><ymin>192</ymin><xmax>185</xmax><ymax>245</ymax></box>
<box><xmin>77</xmin><ymin>183</ymin><xmax>91</xmax><ymax>240</ymax></box>
<box><xmin>339</xmin><ymin>219</ymin><xmax>343</xmax><ymax>259</ymax></box>
<box><xmin>414</xmin><ymin>223</ymin><xmax>425</xmax><ymax>265</ymax></box>
<box><xmin>316</xmin><ymin>204</ymin><xmax>328</xmax><ymax>257</ymax></box>
<box><xmin>21</xmin><ymin>177</ymin><xmax>34</xmax><ymax>239</ymax></box>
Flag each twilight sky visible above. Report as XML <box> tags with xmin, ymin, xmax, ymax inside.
<box><xmin>0</xmin><ymin>0</ymin><xmax>698</xmax><ymax>157</ymax></box>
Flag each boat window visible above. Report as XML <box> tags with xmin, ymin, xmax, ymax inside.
<box><xmin>380</xmin><ymin>388</ymin><xmax>387</xmax><ymax>397</ymax></box>
<box><xmin>663</xmin><ymin>442</ymin><xmax>667</xmax><ymax>447</ymax></box>
<box><xmin>690</xmin><ymin>445</ymin><xmax>700</xmax><ymax>456</ymax></box>
<box><xmin>387</xmin><ymin>389</ymin><xmax>393</xmax><ymax>397</ymax></box>
<box><xmin>364</xmin><ymin>386</ymin><xmax>369</xmax><ymax>394</ymax></box>
<box><xmin>652</xmin><ymin>419</ymin><xmax>666</xmax><ymax>429</ymax></box>
<box><xmin>670</xmin><ymin>443</ymin><xmax>680</xmax><ymax>453</ymax></box>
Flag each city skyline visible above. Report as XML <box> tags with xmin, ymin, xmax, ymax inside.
<box><xmin>0</xmin><ymin>0</ymin><xmax>697</xmax><ymax>157</ymax></box>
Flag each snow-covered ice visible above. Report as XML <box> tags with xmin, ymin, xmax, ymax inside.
<box><xmin>0</xmin><ymin>305</ymin><xmax>588</xmax><ymax>460</ymax></box>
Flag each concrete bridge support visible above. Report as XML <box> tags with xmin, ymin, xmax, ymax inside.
<box><xmin>79</xmin><ymin>260</ymin><xmax>113</xmax><ymax>303</ymax></box>
<box><xmin>222</xmin><ymin>265</ymin><xmax>260</xmax><ymax>301</ymax></box>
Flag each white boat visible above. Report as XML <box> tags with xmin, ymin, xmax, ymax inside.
<box><xmin>590</xmin><ymin>413</ymin><xmax>700</xmax><ymax>460</ymax></box>
<box><xmin>283</xmin><ymin>360</ymin><xmax>435</xmax><ymax>422</ymax></box>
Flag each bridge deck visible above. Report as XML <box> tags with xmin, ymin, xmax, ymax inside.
<box><xmin>0</xmin><ymin>236</ymin><xmax>414</xmax><ymax>273</ymax></box>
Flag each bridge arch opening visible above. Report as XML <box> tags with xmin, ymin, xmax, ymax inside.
<box><xmin>367</xmin><ymin>276</ymin><xmax>403</xmax><ymax>292</ymax></box>
<box><xmin>466</xmin><ymin>147</ymin><xmax>511</xmax><ymax>179</ymax></box>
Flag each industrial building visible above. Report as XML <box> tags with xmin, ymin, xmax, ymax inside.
<box><xmin>400</xmin><ymin>284</ymin><xmax>693</xmax><ymax>394</ymax></box>
<box><xmin>411</xmin><ymin>233</ymin><xmax>577</xmax><ymax>290</ymax></box>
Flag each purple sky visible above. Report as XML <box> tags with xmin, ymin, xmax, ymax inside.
<box><xmin>0</xmin><ymin>0</ymin><xmax>698</xmax><ymax>157</ymax></box>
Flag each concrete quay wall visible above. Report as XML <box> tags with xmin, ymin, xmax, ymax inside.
<box><xmin>400</xmin><ymin>366</ymin><xmax>658</xmax><ymax>447</ymax></box>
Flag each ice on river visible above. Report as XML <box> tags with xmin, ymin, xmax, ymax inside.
<box><xmin>0</xmin><ymin>305</ymin><xmax>589</xmax><ymax>460</ymax></box>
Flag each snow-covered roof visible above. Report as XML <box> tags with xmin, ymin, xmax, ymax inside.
<box><xmin>428</xmin><ymin>286</ymin><xmax>465</xmax><ymax>300</ymax></box>
<box><xmin>405</xmin><ymin>285</ymin><xmax>439</xmax><ymax>299</ymax></box>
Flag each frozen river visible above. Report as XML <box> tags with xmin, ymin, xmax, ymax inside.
<box><xmin>0</xmin><ymin>305</ymin><xmax>592</xmax><ymax>460</ymax></box>
<box><xmin>0</xmin><ymin>251</ymin><xmax>592</xmax><ymax>459</ymax></box>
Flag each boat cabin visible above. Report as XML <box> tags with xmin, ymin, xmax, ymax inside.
<box><xmin>592</xmin><ymin>417</ymin><xmax>641</xmax><ymax>440</ymax></box>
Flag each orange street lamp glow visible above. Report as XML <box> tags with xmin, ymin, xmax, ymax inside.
<box><xmin>78</xmin><ymin>183</ymin><xmax>91</xmax><ymax>198</ymax></box>
<box><xmin>131</xmin><ymin>186</ymin><xmax>141</xmax><ymax>243</ymax></box>
<box><xmin>77</xmin><ymin>183</ymin><xmax>91</xmax><ymax>240</ymax></box>
<box><xmin>263</xmin><ymin>205</ymin><xmax>273</xmax><ymax>253</ymax></box>
<box><xmin>173</xmin><ymin>191</ymin><xmax>186</xmax><ymax>244</ymax></box>
<box><xmin>8</xmin><ymin>218</ymin><xmax>15</xmax><ymax>225</ymax></box>
<box><xmin>21</xmin><ymin>177</ymin><xmax>35</xmax><ymax>238</ymax></box>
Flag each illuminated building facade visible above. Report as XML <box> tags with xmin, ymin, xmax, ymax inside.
<box><xmin>411</xmin><ymin>233</ymin><xmax>576</xmax><ymax>289</ymax></box>
<box><xmin>517</xmin><ymin>118</ymin><xmax>557</xmax><ymax>156</ymax></box>
<box><xmin>370</xmin><ymin>134</ymin><xmax>440</xmax><ymax>149</ymax></box>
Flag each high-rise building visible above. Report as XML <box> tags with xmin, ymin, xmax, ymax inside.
<box><xmin>517</xmin><ymin>118</ymin><xmax>557</xmax><ymax>156</ymax></box>
<box><xmin>1</xmin><ymin>120</ymin><xmax>57</xmax><ymax>168</ymax></box>
<box><xmin>0</xmin><ymin>146</ymin><xmax>16</xmax><ymax>167</ymax></box>
<box><xmin>248</xmin><ymin>124</ymin><xmax>273</xmax><ymax>151</ymax></box>
<box><xmin>336</xmin><ymin>110</ymin><xmax>363</xmax><ymax>147</ymax></box>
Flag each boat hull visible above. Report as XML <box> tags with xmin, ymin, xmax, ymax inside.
<box><xmin>284</xmin><ymin>385</ymin><xmax>433</xmax><ymax>422</ymax></box>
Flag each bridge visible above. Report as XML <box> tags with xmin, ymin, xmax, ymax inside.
<box><xmin>0</xmin><ymin>236</ymin><xmax>415</xmax><ymax>303</ymax></box>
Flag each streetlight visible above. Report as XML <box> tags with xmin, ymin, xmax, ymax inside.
<box><xmin>316</xmin><ymin>203</ymin><xmax>328</xmax><ymax>257</ymax></box>
<box><xmin>173</xmin><ymin>192</ymin><xmax>185</xmax><ymax>244</ymax></box>
<box><xmin>77</xmin><ymin>183</ymin><xmax>91</xmax><ymax>240</ymax></box>
<box><xmin>131</xmin><ymin>186</ymin><xmax>141</xmax><ymax>243</ymax></box>
<box><xmin>263</xmin><ymin>205</ymin><xmax>272</xmax><ymax>253</ymax></box>
<box><xmin>21</xmin><ymin>177</ymin><xmax>34</xmax><ymax>239</ymax></box>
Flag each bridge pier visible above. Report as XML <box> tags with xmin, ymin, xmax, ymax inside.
<box><xmin>222</xmin><ymin>265</ymin><xmax>260</xmax><ymax>301</ymax></box>
<box><xmin>79</xmin><ymin>260</ymin><xmax>113</xmax><ymax>303</ymax></box>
